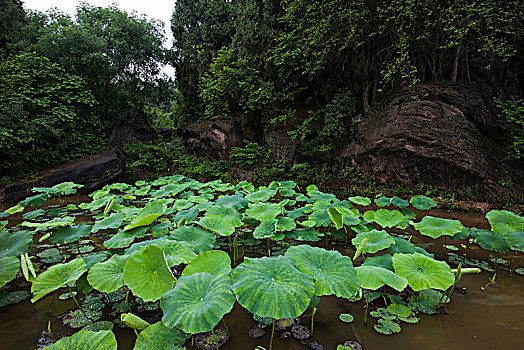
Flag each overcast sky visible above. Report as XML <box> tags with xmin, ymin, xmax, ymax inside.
<box><xmin>23</xmin><ymin>0</ymin><xmax>175</xmax><ymax>77</ymax></box>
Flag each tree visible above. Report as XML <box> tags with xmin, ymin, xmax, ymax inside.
<box><xmin>0</xmin><ymin>52</ymin><xmax>100</xmax><ymax>185</ymax></box>
<box><xmin>0</xmin><ymin>0</ymin><xmax>25</xmax><ymax>60</ymax></box>
<box><xmin>33</xmin><ymin>2</ymin><xmax>170</xmax><ymax>129</ymax></box>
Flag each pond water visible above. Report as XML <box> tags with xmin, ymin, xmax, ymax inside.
<box><xmin>1</xmin><ymin>196</ymin><xmax>523</xmax><ymax>350</ymax></box>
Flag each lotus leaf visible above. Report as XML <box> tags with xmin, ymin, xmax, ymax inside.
<box><xmin>474</xmin><ymin>230</ymin><xmax>511</xmax><ymax>253</ymax></box>
<box><xmin>348</xmin><ymin>196</ymin><xmax>371</xmax><ymax>206</ymax></box>
<box><xmin>362</xmin><ymin>210</ymin><xmax>375</xmax><ymax>222</ymax></box>
<box><xmin>214</xmin><ymin>195</ymin><xmax>248</xmax><ymax>211</ymax></box>
<box><xmin>171</xmin><ymin>226</ymin><xmax>215</xmax><ymax>253</ymax></box>
<box><xmin>182</xmin><ymin>250</ymin><xmax>231</xmax><ymax>276</ymax></box>
<box><xmin>134</xmin><ymin>321</ymin><xmax>187</xmax><ymax>349</ymax></box>
<box><xmin>197</xmin><ymin>215</ymin><xmax>235</xmax><ymax>236</ymax></box>
<box><xmin>246</xmin><ymin>203</ymin><xmax>281</xmax><ymax>221</ymax></box>
<box><xmin>373</xmin><ymin>209</ymin><xmax>403</xmax><ymax>228</ymax></box>
<box><xmin>387</xmin><ymin>237</ymin><xmax>433</xmax><ymax>258</ymax></box>
<box><xmin>50</xmin><ymin>224</ymin><xmax>92</xmax><ymax>244</ymax></box>
<box><xmin>21</xmin><ymin>209</ymin><xmax>44</xmax><ymax>220</ymax></box>
<box><xmin>391</xmin><ymin>197</ymin><xmax>409</xmax><ymax>209</ymax></box>
<box><xmin>392</xmin><ymin>253</ymin><xmax>455</xmax><ymax>291</ymax></box>
<box><xmin>286</xmin><ymin>229</ymin><xmax>324</xmax><ymax>242</ymax></box>
<box><xmin>503</xmin><ymin>231</ymin><xmax>524</xmax><ymax>251</ymax></box>
<box><xmin>43</xmin><ymin>330</ymin><xmax>117</xmax><ymax>350</ymax></box>
<box><xmin>374</xmin><ymin>196</ymin><xmax>393</xmax><ymax>207</ymax></box>
<box><xmin>328</xmin><ymin>207</ymin><xmax>343</xmax><ymax>229</ymax></box>
<box><xmin>374</xmin><ymin>319</ymin><xmax>401</xmax><ymax>335</ymax></box>
<box><xmin>339</xmin><ymin>313</ymin><xmax>354</xmax><ymax>323</ymax></box>
<box><xmin>410</xmin><ymin>196</ymin><xmax>437</xmax><ymax>210</ymax></box>
<box><xmin>19</xmin><ymin>193</ymin><xmax>48</xmax><ymax>207</ymax></box>
<box><xmin>309</xmin><ymin>210</ymin><xmax>332</xmax><ymax>227</ymax></box>
<box><xmin>246</xmin><ymin>188</ymin><xmax>275</xmax><ymax>202</ymax></box>
<box><xmin>123</xmin><ymin>245</ymin><xmax>175</xmax><ymax>302</ymax></box>
<box><xmin>206</xmin><ymin>206</ymin><xmax>243</xmax><ymax>227</ymax></box>
<box><xmin>87</xmin><ymin>254</ymin><xmax>128</xmax><ymax>293</ymax></box>
<box><xmin>83</xmin><ymin>321</ymin><xmax>114</xmax><ymax>332</ymax></box>
<box><xmin>21</xmin><ymin>216</ymin><xmax>74</xmax><ymax>231</ymax></box>
<box><xmin>124</xmin><ymin>201</ymin><xmax>166</xmax><ymax>231</ymax></box>
<box><xmin>232</xmin><ymin>256</ymin><xmax>315</xmax><ymax>319</ymax></box>
<box><xmin>486</xmin><ymin>210</ymin><xmax>524</xmax><ymax>234</ymax></box>
<box><xmin>121</xmin><ymin>313</ymin><xmax>150</xmax><ymax>330</ymax></box>
<box><xmin>0</xmin><ymin>229</ymin><xmax>32</xmax><ymax>258</ymax></box>
<box><xmin>355</xmin><ymin>265</ymin><xmax>408</xmax><ymax>291</ymax></box>
<box><xmin>82</xmin><ymin>253</ymin><xmax>108</xmax><ymax>269</ymax></box>
<box><xmin>351</xmin><ymin>230</ymin><xmax>395</xmax><ymax>254</ymax></box>
<box><xmin>161</xmin><ymin>272</ymin><xmax>235</xmax><ymax>333</ymax></box>
<box><xmin>103</xmin><ymin>231</ymin><xmax>136</xmax><ymax>249</ymax></box>
<box><xmin>285</xmin><ymin>245</ymin><xmax>360</xmax><ymax>298</ymax></box>
<box><xmin>413</xmin><ymin>216</ymin><xmax>463</xmax><ymax>239</ymax></box>
<box><xmin>387</xmin><ymin>303</ymin><xmax>411</xmax><ymax>318</ymax></box>
<box><xmin>32</xmin><ymin>258</ymin><xmax>87</xmax><ymax>302</ymax></box>
<box><xmin>277</xmin><ymin>216</ymin><xmax>296</xmax><ymax>231</ymax></box>
<box><xmin>362</xmin><ymin>254</ymin><xmax>394</xmax><ymax>271</ymax></box>
<box><xmin>0</xmin><ymin>290</ymin><xmax>30</xmax><ymax>307</ymax></box>
<box><xmin>0</xmin><ymin>256</ymin><xmax>20</xmax><ymax>288</ymax></box>
<box><xmin>253</xmin><ymin>219</ymin><xmax>278</xmax><ymax>239</ymax></box>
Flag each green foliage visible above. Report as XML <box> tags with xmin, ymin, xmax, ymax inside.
<box><xmin>0</xmin><ymin>0</ymin><xmax>25</xmax><ymax>60</ymax></box>
<box><xmin>230</xmin><ymin>141</ymin><xmax>271</xmax><ymax>166</ymax></box>
<box><xmin>494</xmin><ymin>98</ymin><xmax>524</xmax><ymax>159</ymax></box>
<box><xmin>0</xmin><ymin>52</ymin><xmax>102</xmax><ymax>185</ymax></box>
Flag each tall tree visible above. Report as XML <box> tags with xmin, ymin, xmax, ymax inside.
<box><xmin>0</xmin><ymin>0</ymin><xmax>25</xmax><ymax>60</ymax></box>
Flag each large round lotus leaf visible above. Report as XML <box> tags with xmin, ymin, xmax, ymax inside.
<box><xmin>245</xmin><ymin>203</ymin><xmax>281</xmax><ymax>221</ymax></box>
<box><xmin>206</xmin><ymin>206</ymin><xmax>243</xmax><ymax>227</ymax></box>
<box><xmin>22</xmin><ymin>208</ymin><xmax>45</xmax><ymax>220</ymax></box>
<box><xmin>391</xmin><ymin>197</ymin><xmax>409</xmax><ymax>209</ymax></box>
<box><xmin>348</xmin><ymin>196</ymin><xmax>371</xmax><ymax>206</ymax></box>
<box><xmin>123</xmin><ymin>245</ymin><xmax>175</xmax><ymax>302</ymax></box>
<box><xmin>197</xmin><ymin>215</ymin><xmax>235</xmax><ymax>236</ymax></box>
<box><xmin>161</xmin><ymin>272</ymin><xmax>235</xmax><ymax>334</ymax></box>
<box><xmin>355</xmin><ymin>265</ymin><xmax>408</xmax><ymax>292</ymax></box>
<box><xmin>474</xmin><ymin>230</ymin><xmax>511</xmax><ymax>253</ymax></box>
<box><xmin>362</xmin><ymin>254</ymin><xmax>394</xmax><ymax>271</ymax></box>
<box><xmin>392</xmin><ymin>253</ymin><xmax>454</xmax><ymax>291</ymax></box>
<box><xmin>214</xmin><ymin>195</ymin><xmax>248</xmax><ymax>211</ymax></box>
<box><xmin>286</xmin><ymin>229</ymin><xmax>324</xmax><ymax>242</ymax></box>
<box><xmin>103</xmin><ymin>231</ymin><xmax>136</xmax><ymax>249</ymax></box>
<box><xmin>50</xmin><ymin>224</ymin><xmax>92</xmax><ymax>244</ymax></box>
<box><xmin>171</xmin><ymin>226</ymin><xmax>215</xmax><ymax>253</ymax></box>
<box><xmin>373</xmin><ymin>209</ymin><xmax>403</xmax><ymax>228</ymax></box>
<box><xmin>253</xmin><ymin>219</ymin><xmax>278</xmax><ymax>239</ymax></box>
<box><xmin>486</xmin><ymin>210</ymin><xmax>524</xmax><ymax>234</ymax></box>
<box><xmin>0</xmin><ymin>230</ymin><xmax>32</xmax><ymax>258</ymax></box>
<box><xmin>44</xmin><ymin>330</ymin><xmax>117</xmax><ymax>350</ymax></box>
<box><xmin>0</xmin><ymin>256</ymin><xmax>20</xmax><ymax>288</ymax></box>
<box><xmin>172</xmin><ymin>208</ymin><xmax>198</xmax><ymax>224</ymax></box>
<box><xmin>374</xmin><ymin>196</ymin><xmax>393</xmax><ymax>207</ymax></box>
<box><xmin>245</xmin><ymin>188</ymin><xmax>275</xmax><ymax>202</ymax></box>
<box><xmin>21</xmin><ymin>216</ymin><xmax>74</xmax><ymax>231</ymax></box>
<box><xmin>232</xmin><ymin>256</ymin><xmax>315</xmax><ymax>319</ymax></box>
<box><xmin>413</xmin><ymin>216</ymin><xmax>463</xmax><ymax>239</ymax></box>
<box><xmin>503</xmin><ymin>231</ymin><xmax>524</xmax><ymax>252</ymax></box>
<box><xmin>134</xmin><ymin>321</ymin><xmax>187</xmax><ymax>350</ymax></box>
<box><xmin>387</xmin><ymin>236</ymin><xmax>433</xmax><ymax>258</ymax></box>
<box><xmin>277</xmin><ymin>216</ymin><xmax>296</xmax><ymax>231</ymax></box>
<box><xmin>351</xmin><ymin>230</ymin><xmax>395</xmax><ymax>254</ymax></box>
<box><xmin>126</xmin><ymin>240</ymin><xmax>197</xmax><ymax>267</ymax></box>
<box><xmin>182</xmin><ymin>250</ymin><xmax>231</xmax><ymax>277</ymax></box>
<box><xmin>31</xmin><ymin>258</ymin><xmax>87</xmax><ymax>302</ymax></box>
<box><xmin>20</xmin><ymin>193</ymin><xmax>48</xmax><ymax>207</ymax></box>
<box><xmin>337</xmin><ymin>207</ymin><xmax>360</xmax><ymax>226</ymax></box>
<box><xmin>285</xmin><ymin>245</ymin><xmax>360</xmax><ymax>298</ymax></box>
<box><xmin>410</xmin><ymin>196</ymin><xmax>437</xmax><ymax>210</ymax></box>
<box><xmin>124</xmin><ymin>201</ymin><xmax>166</xmax><ymax>231</ymax></box>
<box><xmin>87</xmin><ymin>255</ymin><xmax>129</xmax><ymax>293</ymax></box>
<box><xmin>92</xmin><ymin>213</ymin><xmax>126</xmax><ymax>233</ymax></box>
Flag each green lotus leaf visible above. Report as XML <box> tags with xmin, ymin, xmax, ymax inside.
<box><xmin>121</xmin><ymin>313</ymin><xmax>150</xmax><ymax>330</ymax></box>
<box><xmin>50</xmin><ymin>224</ymin><xmax>92</xmax><ymax>244</ymax></box>
<box><xmin>387</xmin><ymin>303</ymin><xmax>411</xmax><ymax>318</ymax></box>
<box><xmin>410</xmin><ymin>196</ymin><xmax>437</xmax><ymax>210</ymax></box>
<box><xmin>182</xmin><ymin>250</ymin><xmax>231</xmax><ymax>277</ymax></box>
<box><xmin>22</xmin><ymin>209</ymin><xmax>46</xmax><ymax>220</ymax></box>
<box><xmin>0</xmin><ymin>230</ymin><xmax>32</xmax><ymax>258</ymax></box>
<box><xmin>246</xmin><ymin>188</ymin><xmax>275</xmax><ymax>202</ymax></box>
<box><xmin>328</xmin><ymin>207</ymin><xmax>343</xmax><ymax>230</ymax></box>
<box><xmin>387</xmin><ymin>236</ymin><xmax>433</xmax><ymax>258</ymax></box>
<box><xmin>374</xmin><ymin>196</ymin><xmax>393</xmax><ymax>207</ymax></box>
<box><xmin>134</xmin><ymin>321</ymin><xmax>187</xmax><ymax>349</ymax></box>
<box><xmin>486</xmin><ymin>210</ymin><xmax>524</xmax><ymax>234</ymax></box>
<box><xmin>0</xmin><ymin>290</ymin><xmax>30</xmax><ymax>306</ymax></box>
<box><xmin>82</xmin><ymin>253</ymin><xmax>108</xmax><ymax>269</ymax></box>
<box><xmin>19</xmin><ymin>193</ymin><xmax>48</xmax><ymax>207</ymax></box>
<box><xmin>503</xmin><ymin>231</ymin><xmax>524</xmax><ymax>252</ymax></box>
<box><xmin>277</xmin><ymin>216</ymin><xmax>296</xmax><ymax>231</ymax></box>
<box><xmin>92</xmin><ymin>213</ymin><xmax>127</xmax><ymax>233</ymax></box>
<box><xmin>123</xmin><ymin>245</ymin><xmax>175</xmax><ymax>302</ymax></box>
<box><xmin>362</xmin><ymin>254</ymin><xmax>394</xmax><ymax>271</ymax></box>
<box><xmin>374</xmin><ymin>319</ymin><xmax>401</xmax><ymax>335</ymax></box>
<box><xmin>474</xmin><ymin>230</ymin><xmax>511</xmax><ymax>253</ymax></box>
<box><xmin>214</xmin><ymin>195</ymin><xmax>248</xmax><ymax>211</ymax></box>
<box><xmin>413</xmin><ymin>216</ymin><xmax>463</xmax><ymax>239</ymax></box>
<box><xmin>286</xmin><ymin>229</ymin><xmax>324</xmax><ymax>242</ymax></box>
<box><xmin>124</xmin><ymin>201</ymin><xmax>167</xmax><ymax>231</ymax></box>
<box><xmin>285</xmin><ymin>245</ymin><xmax>359</xmax><ymax>298</ymax></box>
<box><xmin>232</xmin><ymin>256</ymin><xmax>315</xmax><ymax>319</ymax></box>
<box><xmin>355</xmin><ymin>265</ymin><xmax>408</xmax><ymax>291</ymax></box>
<box><xmin>391</xmin><ymin>197</ymin><xmax>409</xmax><ymax>209</ymax></box>
<box><xmin>103</xmin><ymin>231</ymin><xmax>136</xmax><ymax>249</ymax></box>
<box><xmin>0</xmin><ymin>256</ymin><xmax>20</xmax><ymax>288</ymax></box>
<box><xmin>171</xmin><ymin>226</ymin><xmax>215</xmax><ymax>253</ymax></box>
<box><xmin>392</xmin><ymin>253</ymin><xmax>454</xmax><ymax>291</ymax></box>
<box><xmin>253</xmin><ymin>219</ymin><xmax>278</xmax><ymax>239</ymax></box>
<box><xmin>197</xmin><ymin>215</ymin><xmax>235</xmax><ymax>236</ymax></box>
<box><xmin>44</xmin><ymin>330</ymin><xmax>117</xmax><ymax>350</ymax></box>
<box><xmin>171</xmin><ymin>199</ymin><xmax>193</xmax><ymax>211</ymax></box>
<box><xmin>156</xmin><ymin>241</ymin><xmax>197</xmax><ymax>267</ymax></box>
<box><xmin>21</xmin><ymin>216</ymin><xmax>75</xmax><ymax>232</ymax></box>
<box><xmin>352</xmin><ymin>230</ymin><xmax>395</xmax><ymax>254</ymax></box>
<box><xmin>32</xmin><ymin>258</ymin><xmax>87</xmax><ymax>302</ymax></box>
<box><xmin>151</xmin><ymin>184</ymin><xmax>187</xmax><ymax>198</ymax></box>
<box><xmin>245</xmin><ymin>202</ymin><xmax>281</xmax><ymax>221</ymax></box>
<box><xmin>339</xmin><ymin>313</ymin><xmax>354</xmax><ymax>323</ymax></box>
<box><xmin>172</xmin><ymin>208</ymin><xmax>198</xmax><ymax>224</ymax></box>
<box><xmin>161</xmin><ymin>272</ymin><xmax>235</xmax><ymax>333</ymax></box>
<box><xmin>362</xmin><ymin>210</ymin><xmax>375</xmax><ymax>222</ymax></box>
<box><xmin>206</xmin><ymin>206</ymin><xmax>243</xmax><ymax>227</ymax></box>
<box><xmin>87</xmin><ymin>254</ymin><xmax>128</xmax><ymax>293</ymax></box>
<box><xmin>348</xmin><ymin>196</ymin><xmax>371</xmax><ymax>206</ymax></box>
<box><xmin>373</xmin><ymin>209</ymin><xmax>403</xmax><ymax>228</ymax></box>
<box><xmin>308</xmin><ymin>210</ymin><xmax>332</xmax><ymax>227</ymax></box>
<box><xmin>337</xmin><ymin>207</ymin><xmax>360</xmax><ymax>226</ymax></box>
<box><xmin>83</xmin><ymin>321</ymin><xmax>114</xmax><ymax>332</ymax></box>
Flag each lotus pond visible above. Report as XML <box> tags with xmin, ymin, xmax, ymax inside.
<box><xmin>0</xmin><ymin>176</ymin><xmax>523</xmax><ymax>350</ymax></box>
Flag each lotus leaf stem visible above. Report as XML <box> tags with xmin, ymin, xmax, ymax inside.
<box><xmin>221</xmin><ymin>319</ymin><xmax>229</xmax><ymax>335</ymax></box>
<box><xmin>48</xmin><ymin>320</ymin><xmax>53</xmax><ymax>342</ymax></box>
<box><xmin>311</xmin><ymin>306</ymin><xmax>317</xmax><ymax>336</ymax></box>
<box><xmin>269</xmin><ymin>319</ymin><xmax>275</xmax><ymax>350</ymax></box>
<box><xmin>510</xmin><ymin>255</ymin><xmax>524</xmax><ymax>274</ymax></box>
<box><xmin>67</xmin><ymin>285</ymin><xmax>90</xmax><ymax>322</ymax></box>
<box><xmin>211</xmin><ymin>328</ymin><xmax>219</xmax><ymax>350</ymax></box>
<box><xmin>364</xmin><ymin>289</ymin><xmax>370</xmax><ymax>324</ymax></box>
